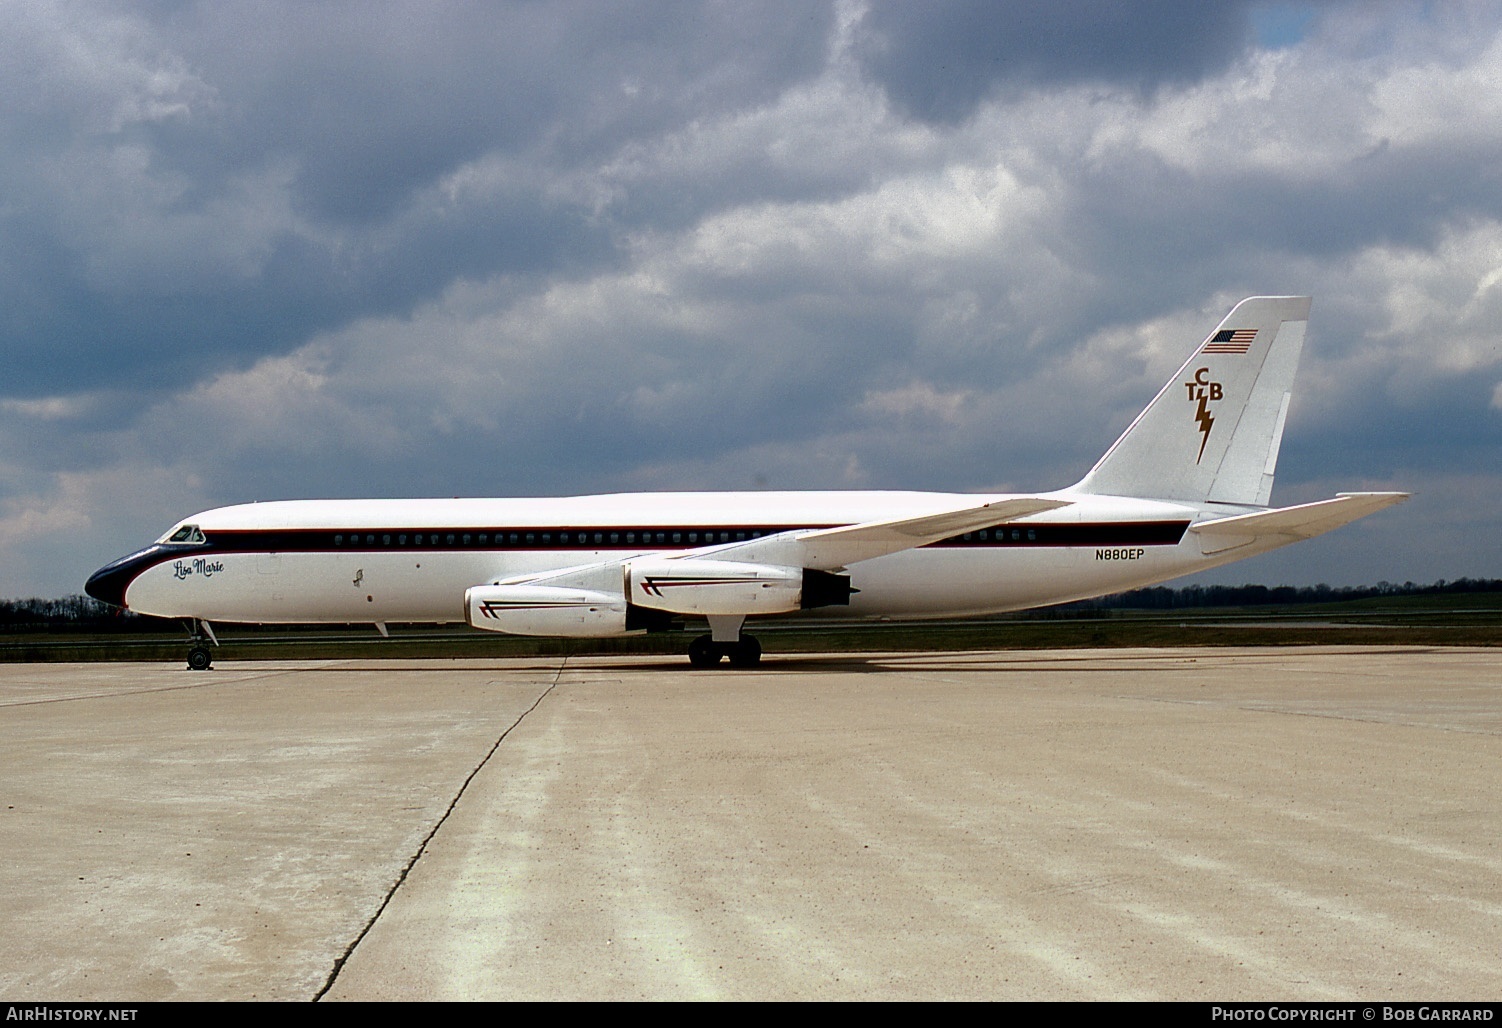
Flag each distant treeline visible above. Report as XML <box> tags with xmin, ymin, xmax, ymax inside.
<box><xmin>1064</xmin><ymin>577</ymin><xmax>1502</xmax><ymax>611</ymax></box>
<box><xmin>4</xmin><ymin>578</ymin><xmax>1501</xmax><ymax>632</ymax></box>
<box><xmin>0</xmin><ymin>596</ymin><xmax>169</xmax><ymax>632</ymax></box>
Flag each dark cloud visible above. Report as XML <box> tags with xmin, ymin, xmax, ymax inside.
<box><xmin>161</xmin><ymin>1</ymin><xmax>836</xmax><ymax>224</ymax></box>
<box><xmin>854</xmin><ymin>0</ymin><xmax>1256</xmax><ymax>123</ymax></box>
<box><xmin>1071</xmin><ymin>143</ymin><xmax>1502</xmax><ymax>276</ymax></box>
<box><xmin>0</xmin><ymin>0</ymin><xmax>836</xmax><ymax>397</ymax></box>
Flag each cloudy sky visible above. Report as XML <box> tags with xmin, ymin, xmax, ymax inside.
<box><xmin>3</xmin><ymin>0</ymin><xmax>1500</xmax><ymax>599</ymax></box>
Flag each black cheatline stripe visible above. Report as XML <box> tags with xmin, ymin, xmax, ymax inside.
<box><xmin>202</xmin><ymin>525</ymin><xmax>829</xmax><ymax>553</ymax></box>
<box><xmin>192</xmin><ymin>520</ymin><xmax>1190</xmax><ymax>554</ymax></box>
<box><xmin>936</xmin><ymin>521</ymin><xmax>1190</xmax><ymax>547</ymax></box>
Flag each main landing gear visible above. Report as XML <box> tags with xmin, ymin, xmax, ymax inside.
<box><xmin>184</xmin><ymin>618</ymin><xmax>217</xmax><ymax>671</ymax></box>
<box><xmin>688</xmin><ymin>614</ymin><xmax>762</xmax><ymax>668</ymax></box>
<box><xmin>688</xmin><ymin>633</ymin><xmax>762</xmax><ymax>668</ymax></box>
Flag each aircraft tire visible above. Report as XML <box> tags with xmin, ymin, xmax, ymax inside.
<box><xmin>728</xmin><ymin>636</ymin><xmax>762</xmax><ymax>667</ymax></box>
<box><xmin>187</xmin><ymin>647</ymin><xmax>213</xmax><ymax>671</ymax></box>
<box><xmin>688</xmin><ymin>635</ymin><xmax>721</xmax><ymax>668</ymax></box>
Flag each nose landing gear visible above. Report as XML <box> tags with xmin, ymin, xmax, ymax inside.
<box><xmin>184</xmin><ymin>619</ymin><xmax>217</xmax><ymax>671</ymax></box>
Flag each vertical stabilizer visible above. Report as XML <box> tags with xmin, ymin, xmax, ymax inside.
<box><xmin>1073</xmin><ymin>296</ymin><xmax>1310</xmax><ymax>506</ymax></box>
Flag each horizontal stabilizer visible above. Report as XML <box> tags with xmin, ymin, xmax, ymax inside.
<box><xmin>794</xmin><ymin>497</ymin><xmax>1070</xmax><ymax>570</ymax></box>
<box><xmin>1190</xmin><ymin>492</ymin><xmax>1409</xmax><ymax>554</ymax></box>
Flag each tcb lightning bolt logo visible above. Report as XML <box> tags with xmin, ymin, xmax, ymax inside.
<box><xmin>1184</xmin><ymin>367</ymin><xmax>1223</xmax><ymax>463</ymax></box>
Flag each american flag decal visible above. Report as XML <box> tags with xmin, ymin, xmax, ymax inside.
<box><xmin>1202</xmin><ymin>328</ymin><xmax>1257</xmax><ymax>354</ymax></box>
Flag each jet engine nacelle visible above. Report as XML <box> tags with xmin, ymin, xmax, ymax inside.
<box><xmin>627</xmin><ymin>559</ymin><xmax>804</xmax><ymax>616</ymax></box>
<box><xmin>465</xmin><ymin>584</ymin><xmax>630</xmax><ymax>637</ymax></box>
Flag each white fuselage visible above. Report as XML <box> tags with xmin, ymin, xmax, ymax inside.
<box><xmin>102</xmin><ymin>489</ymin><xmax>1271</xmax><ymax>626</ymax></box>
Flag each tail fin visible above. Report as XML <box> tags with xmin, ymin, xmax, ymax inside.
<box><xmin>1073</xmin><ymin>296</ymin><xmax>1311</xmax><ymax>506</ymax></box>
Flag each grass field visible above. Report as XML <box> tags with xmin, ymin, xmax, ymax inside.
<box><xmin>4</xmin><ymin>591</ymin><xmax>1500</xmax><ymax>663</ymax></box>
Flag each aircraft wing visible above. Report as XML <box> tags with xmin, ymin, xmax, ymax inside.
<box><xmin>496</xmin><ymin>496</ymin><xmax>1070</xmax><ymax>593</ymax></box>
<box><xmin>790</xmin><ymin>497</ymin><xmax>1071</xmax><ymax>570</ymax></box>
<box><xmin>1190</xmin><ymin>492</ymin><xmax>1409</xmax><ymax>554</ymax></box>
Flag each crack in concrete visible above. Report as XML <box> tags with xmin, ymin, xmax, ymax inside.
<box><xmin>312</xmin><ymin>656</ymin><xmax>569</xmax><ymax>1001</ymax></box>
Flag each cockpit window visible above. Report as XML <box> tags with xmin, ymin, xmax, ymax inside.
<box><xmin>165</xmin><ymin>524</ymin><xmax>206</xmax><ymax>544</ymax></box>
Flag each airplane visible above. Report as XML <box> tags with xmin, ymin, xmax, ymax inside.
<box><xmin>86</xmin><ymin>296</ymin><xmax>1407</xmax><ymax>671</ymax></box>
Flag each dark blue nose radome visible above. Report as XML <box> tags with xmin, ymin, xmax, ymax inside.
<box><xmin>85</xmin><ymin>545</ymin><xmax>167</xmax><ymax>609</ymax></box>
